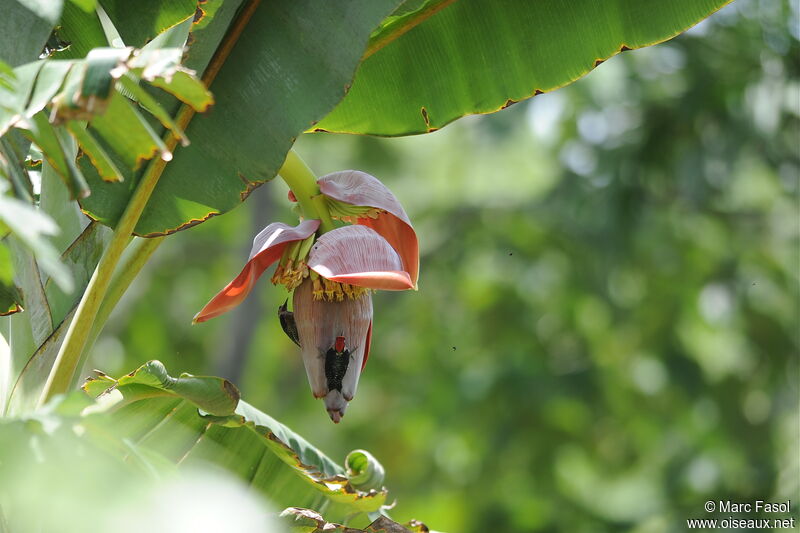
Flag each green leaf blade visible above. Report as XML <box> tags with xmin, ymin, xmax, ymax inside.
<box><xmin>315</xmin><ymin>0</ymin><xmax>732</xmax><ymax>136</ymax></box>
<box><xmin>53</xmin><ymin>3</ymin><xmax>107</xmax><ymax>60</ymax></box>
<box><xmin>89</xmin><ymin>91</ymin><xmax>168</xmax><ymax>169</ymax></box>
<box><xmin>117</xmin><ymin>74</ymin><xmax>188</xmax><ymax>145</ymax></box>
<box><xmin>99</xmin><ymin>0</ymin><xmax>197</xmax><ymax>48</ymax></box>
<box><xmin>66</xmin><ymin>121</ymin><xmax>125</xmax><ymax>182</ymax></box>
<box><xmin>148</xmin><ymin>69</ymin><xmax>213</xmax><ymax>112</ymax></box>
<box><xmin>82</xmin><ymin>361</ymin><xmax>390</xmax><ymax>517</ymax></box>
<box><xmin>23</xmin><ymin>112</ymin><xmax>90</xmax><ymax>199</ymax></box>
<box><xmin>0</xmin><ymin>61</ymin><xmax>44</xmax><ymax>136</ymax></box>
<box><xmin>0</xmin><ymin>183</ymin><xmax>73</xmax><ymax>294</ymax></box>
<box><xmin>24</xmin><ymin>61</ymin><xmax>74</xmax><ymax>119</ymax></box>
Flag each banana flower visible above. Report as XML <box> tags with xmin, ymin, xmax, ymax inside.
<box><xmin>194</xmin><ymin>171</ymin><xmax>418</xmax><ymax>422</ymax></box>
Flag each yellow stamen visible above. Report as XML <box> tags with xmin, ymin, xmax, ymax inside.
<box><xmin>270</xmin><ymin>264</ymin><xmax>284</xmax><ymax>285</ymax></box>
<box><xmin>312</xmin><ymin>276</ymin><xmax>324</xmax><ymax>299</ymax></box>
<box><xmin>309</xmin><ymin>278</ymin><xmax>370</xmax><ymax>301</ymax></box>
<box><xmin>273</xmin><ymin>251</ymin><xmax>371</xmax><ymax>301</ymax></box>
<box><xmin>323</xmin><ymin>278</ymin><xmax>336</xmax><ymax>300</ymax></box>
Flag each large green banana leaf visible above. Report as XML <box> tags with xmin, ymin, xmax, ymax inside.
<box><xmin>314</xmin><ymin>0</ymin><xmax>733</xmax><ymax>135</ymax></box>
<box><xmin>0</xmin><ymin>361</ymin><xmax>392</xmax><ymax>530</ymax></box>
<box><xmin>81</xmin><ymin>361</ymin><xmax>389</xmax><ymax>520</ymax></box>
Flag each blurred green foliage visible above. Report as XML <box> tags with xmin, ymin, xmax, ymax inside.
<box><xmin>87</xmin><ymin>1</ymin><xmax>798</xmax><ymax>531</ymax></box>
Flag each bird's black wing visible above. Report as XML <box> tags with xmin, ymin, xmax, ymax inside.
<box><xmin>278</xmin><ymin>300</ymin><xmax>301</xmax><ymax>347</ymax></box>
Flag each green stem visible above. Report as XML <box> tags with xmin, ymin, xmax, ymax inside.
<box><xmin>278</xmin><ymin>150</ymin><xmax>335</xmax><ymax>232</ymax></box>
<box><xmin>73</xmin><ymin>236</ymin><xmax>163</xmax><ymax>387</ymax></box>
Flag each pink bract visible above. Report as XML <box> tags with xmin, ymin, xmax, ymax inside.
<box><xmin>193</xmin><ymin>219</ymin><xmax>320</xmax><ymax>323</ymax></box>
<box><xmin>307</xmin><ymin>225</ymin><xmax>413</xmax><ymax>290</ymax></box>
<box><xmin>318</xmin><ymin>170</ymin><xmax>419</xmax><ymax>287</ymax></box>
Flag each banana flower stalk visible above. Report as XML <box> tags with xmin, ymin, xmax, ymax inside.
<box><xmin>194</xmin><ymin>171</ymin><xmax>418</xmax><ymax>422</ymax></box>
